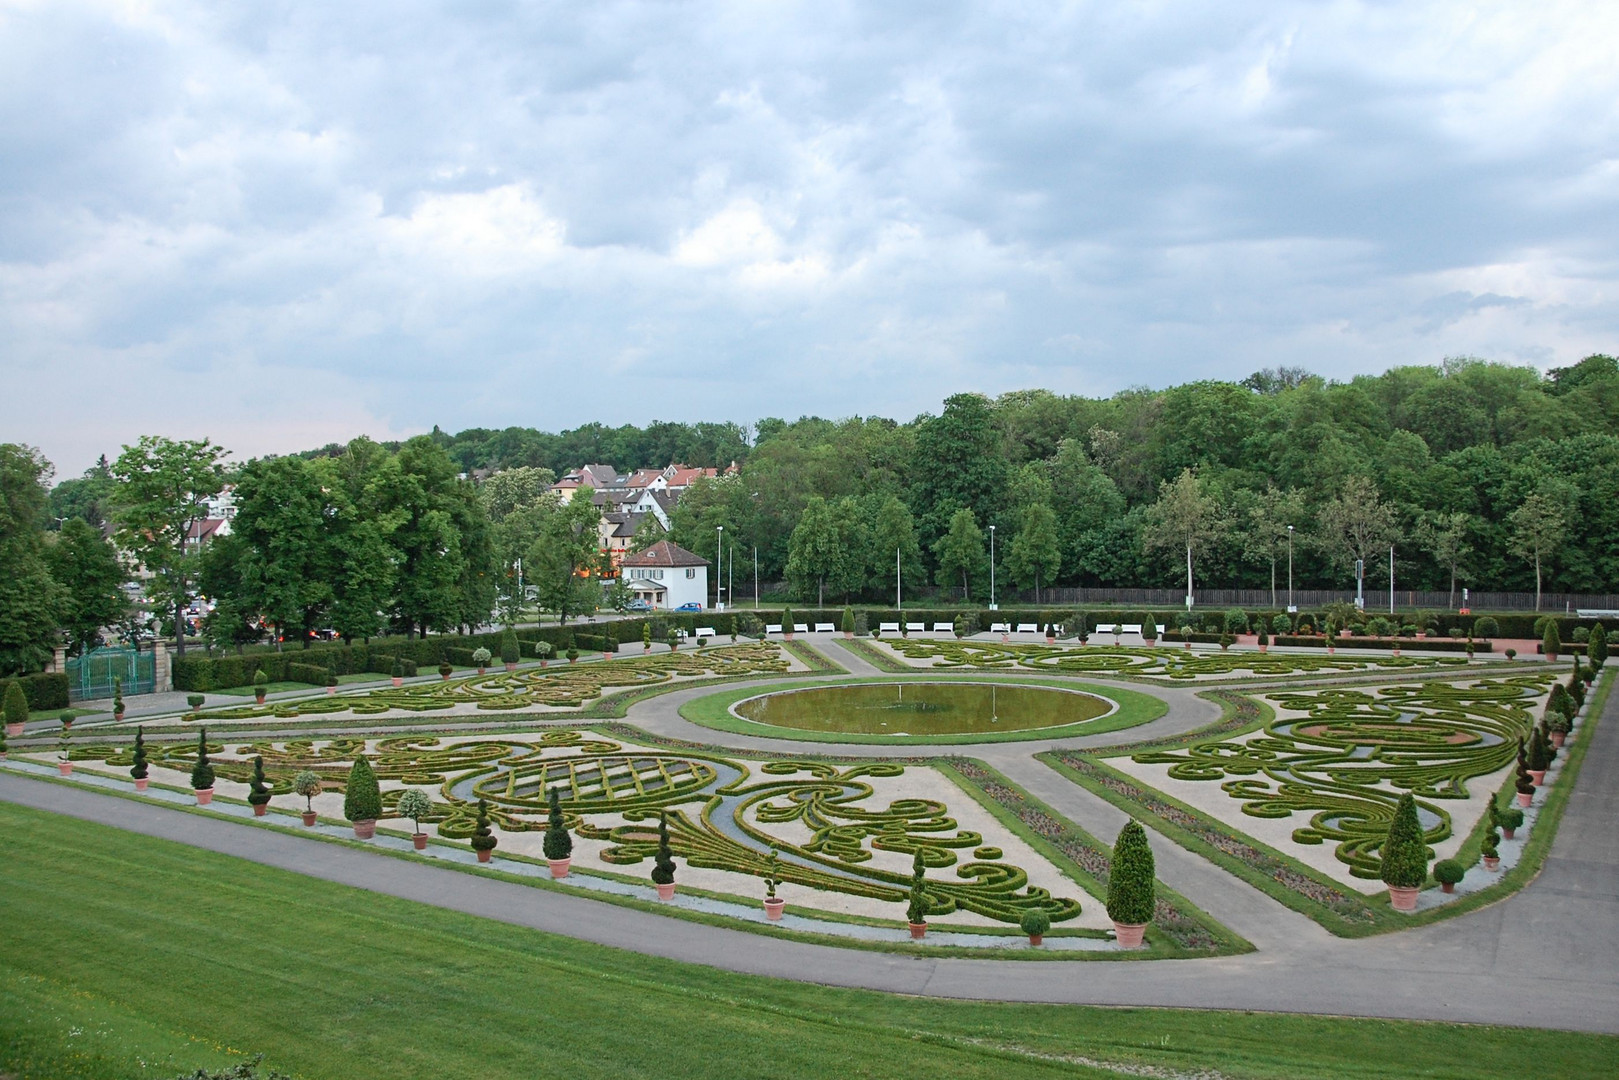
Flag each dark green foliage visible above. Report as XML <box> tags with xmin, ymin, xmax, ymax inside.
<box><xmin>1546</xmin><ymin>682</ymin><xmax>1574</xmax><ymax>720</ymax></box>
<box><xmin>1497</xmin><ymin>805</ymin><xmax>1524</xmax><ymax>831</ymax></box>
<box><xmin>1224</xmin><ymin>608</ymin><xmax>1249</xmax><ymax>633</ymax></box>
<box><xmin>247</xmin><ymin>756</ymin><xmax>271</xmax><ymax>807</ymax></box>
<box><xmin>129</xmin><ymin>725</ymin><xmax>150</xmax><ymax>777</ymax></box>
<box><xmin>841</xmin><ymin>606</ymin><xmax>854</xmax><ymax>633</ymax></box>
<box><xmin>543</xmin><ymin>786</ymin><xmax>572</xmax><ymax>860</ymax></box>
<box><xmin>1515</xmin><ymin>740</ymin><xmax>1535</xmax><ymax>796</ymax></box>
<box><xmin>1528</xmin><ymin>727</ymin><xmax>1551</xmax><ymax>771</ymax></box>
<box><xmin>764</xmin><ymin>847</ymin><xmax>781</xmax><ymax>899</ymax></box>
<box><xmin>1106</xmin><ymin>820</ymin><xmax>1156</xmax><ymax>924</ymax></box>
<box><xmin>252</xmin><ymin>669</ymin><xmax>268</xmax><ymax>688</ymax></box>
<box><xmin>1543</xmin><ymin>620</ymin><xmax>1560</xmax><ymax>658</ymax></box>
<box><xmin>781</xmin><ymin>607</ymin><xmax>795</xmax><ymax>632</ymax></box>
<box><xmin>1432</xmin><ymin>858</ymin><xmax>1465</xmax><ymax>885</ymax></box>
<box><xmin>905</xmin><ymin>847</ymin><xmax>929</xmax><ymax>924</ymax></box>
<box><xmin>1020</xmin><ymin>909</ymin><xmax>1052</xmax><ymax>937</ymax></box>
<box><xmin>1591</xmin><ymin>622</ymin><xmax>1608</xmax><ymax>670</ymax></box>
<box><xmin>1473</xmin><ymin>617</ymin><xmax>1499</xmax><ymax>637</ymax></box>
<box><xmin>651</xmin><ymin>812</ymin><xmax>676</xmax><ymax>885</ymax></box>
<box><xmin>501</xmin><ymin>629</ymin><xmax>520</xmax><ymax>664</ymax></box>
<box><xmin>190</xmin><ymin>729</ymin><xmax>215</xmax><ymax>791</ymax></box>
<box><xmin>390</xmin><ymin>655</ymin><xmax>404</xmax><ymax>678</ymax></box>
<box><xmin>1379</xmin><ymin>793</ymin><xmax>1428</xmax><ymax>888</ymax></box>
<box><xmin>469</xmin><ymin>798</ymin><xmax>498</xmax><ymax>853</ymax></box>
<box><xmin>343</xmin><ymin>757</ymin><xmax>382</xmax><ymax>822</ymax></box>
<box><xmin>2</xmin><ymin>679</ymin><xmax>26</xmax><ymax>727</ymax></box>
<box><xmin>7</xmin><ymin>672</ymin><xmax>68</xmax><ymax>711</ymax></box>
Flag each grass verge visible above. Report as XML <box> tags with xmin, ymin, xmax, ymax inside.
<box><xmin>2</xmin><ymin>802</ymin><xmax>1615</xmax><ymax>1080</ymax></box>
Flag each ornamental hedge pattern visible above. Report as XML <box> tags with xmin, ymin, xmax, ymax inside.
<box><xmin>1129</xmin><ymin>672</ymin><xmax>1554</xmax><ymax>878</ymax></box>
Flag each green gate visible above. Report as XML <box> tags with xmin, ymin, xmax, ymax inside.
<box><xmin>65</xmin><ymin>647</ymin><xmax>155</xmax><ymax>701</ymax></box>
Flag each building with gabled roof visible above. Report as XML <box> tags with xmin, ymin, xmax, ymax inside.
<box><xmin>619</xmin><ymin>540</ymin><xmax>709</xmax><ymax>610</ymax></box>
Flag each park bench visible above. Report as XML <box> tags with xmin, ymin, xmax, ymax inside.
<box><xmin>990</xmin><ymin>622</ymin><xmax>1011</xmax><ymax>633</ymax></box>
<box><xmin>1094</xmin><ymin>623</ymin><xmax>1118</xmax><ymax>635</ymax></box>
<box><xmin>766</xmin><ymin>624</ymin><xmax>783</xmax><ymax>635</ymax></box>
<box><xmin>694</xmin><ymin>627</ymin><xmax>715</xmax><ymax>639</ymax></box>
<box><xmin>879</xmin><ymin>622</ymin><xmax>901</xmax><ymax>633</ymax></box>
<box><xmin>814</xmin><ymin>622</ymin><xmax>836</xmax><ymax>632</ymax></box>
<box><xmin>932</xmin><ymin>622</ymin><xmax>954</xmax><ymax>633</ymax></box>
<box><xmin>906</xmin><ymin>622</ymin><xmax>927</xmax><ymax>633</ymax></box>
<box><xmin>1016</xmin><ymin>622</ymin><xmax>1039</xmax><ymax>633</ymax></box>
<box><xmin>1122</xmin><ymin>623</ymin><xmax>1142</xmax><ymax>635</ymax></box>
<box><xmin>793</xmin><ymin>623</ymin><xmax>809</xmax><ymax>633</ymax></box>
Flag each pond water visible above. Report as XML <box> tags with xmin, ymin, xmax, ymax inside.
<box><xmin>733</xmin><ymin>682</ymin><xmax>1112</xmax><ymax>736</ymax></box>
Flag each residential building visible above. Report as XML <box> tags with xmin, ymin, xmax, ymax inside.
<box><xmin>619</xmin><ymin>540</ymin><xmax>709</xmax><ymax>610</ymax></box>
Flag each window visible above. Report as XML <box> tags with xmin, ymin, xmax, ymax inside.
<box><xmin>685</xmin><ymin>568</ymin><xmax>695</xmax><ymax>579</ymax></box>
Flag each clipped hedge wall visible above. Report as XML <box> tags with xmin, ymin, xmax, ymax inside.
<box><xmin>1272</xmin><ymin>635</ymin><xmax>1489</xmax><ymax>654</ymax></box>
<box><xmin>12</xmin><ymin>672</ymin><xmax>69</xmax><ymax>712</ymax></box>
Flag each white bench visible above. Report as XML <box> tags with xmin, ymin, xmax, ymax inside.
<box><xmin>695</xmin><ymin>627</ymin><xmax>715</xmax><ymax>639</ymax></box>
<box><xmin>766</xmin><ymin>624</ymin><xmax>783</xmax><ymax>635</ymax></box>
<box><xmin>793</xmin><ymin>623</ymin><xmax>809</xmax><ymax>633</ymax></box>
<box><xmin>932</xmin><ymin>622</ymin><xmax>954</xmax><ymax>632</ymax></box>
<box><xmin>1016</xmin><ymin>622</ymin><xmax>1039</xmax><ymax>633</ymax></box>
<box><xmin>1122</xmin><ymin>623</ymin><xmax>1142</xmax><ymax>635</ymax></box>
<box><xmin>1094</xmin><ymin>623</ymin><xmax>1118</xmax><ymax>635</ymax></box>
<box><xmin>990</xmin><ymin>622</ymin><xmax>1011</xmax><ymax>633</ymax></box>
<box><xmin>879</xmin><ymin>622</ymin><xmax>901</xmax><ymax>633</ymax></box>
<box><xmin>814</xmin><ymin>622</ymin><xmax>836</xmax><ymax>632</ymax></box>
<box><xmin>906</xmin><ymin>622</ymin><xmax>927</xmax><ymax>633</ymax></box>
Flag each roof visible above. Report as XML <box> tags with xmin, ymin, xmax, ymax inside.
<box><xmin>619</xmin><ymin>540</ymin><xmax>709</xmax><ymax>568</ymax></box>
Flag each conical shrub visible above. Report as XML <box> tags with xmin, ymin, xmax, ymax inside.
<box><xmin>1379</xmin><ymin>792</ymin><xmax>1428</xmax><ymax>889</ymax></box>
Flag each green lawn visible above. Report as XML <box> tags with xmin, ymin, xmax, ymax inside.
<box><xmin>0</xmin><ymin>803</ymin><xmax>1613</xmax><ymax>1080</ymax></box>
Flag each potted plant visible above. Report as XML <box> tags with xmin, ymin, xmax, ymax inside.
<box><xmin>1380</xmin><ymin>793</ymin><xmax>1428</xmax><ymax>911</ymax></box>
<box><xmin>294</xmin><ymin>770</ymin><xmax>322</xmax><ymax>825</ymax></box>
<box><xmin>58</xmin><ymin>719</ymin><xmax>73</xmax><ymax>775</ymax></box>
<box><xmin>1543</xmin><ymin>620</ymin><xmax>1560</xmax><ymax>662</ymax></box>
<box><xmin>1045</xmin><ymin>622</ymin><xmax>1057</xmax><ymax>644</ymax></box>
<box><xmin>1433</xmin><ymin>858</ymin><xmax>1464</xmax><ymax>894</ymax></box>
<box><xmin>472</xmin><ymin>646</ymin><xmax>492</xmax><ymax>675</ymax></box>
<box><xmin>0</xmin><ymin>719</ymin><xmax>7</xmax><ymax>762</ymax></box>
<box><xmin>389</xmin><ymin>657</ymin><xmax>404</xmax><ymax>688</ymax></box>
<box><xmin>1021</xmin><ymin>908</ymin><xmax>1052</xmax><ymax>946</ymax></box>
<box><xmin>651</xmin><ymin>812</ymin><xmax>677</xmax><ymax>899</ymax></box>
<box><xmin>1590</xmin><ymin>622</ymin><xmax>1608</xmax><ymax>671</ymax></box>
<box><xmin>1141</xmin><ymin>616</ymin><xmax>1157</xmax><ymax>649</ymax></box>
<box><xmin>905</xmin><ymin>848</ymin><xmax>929</xmax><ymax>939</ymax></box>
<box><xmin>1505</xmin><ymin>647</ymin><xmax>1518</xmax><ymax>661</ymax></box>
<box><xmin>187</xmin><ymin>693</ymin><xmax>206</xmax><ymax>719</ymax></box>
<box><xmin>247</xmin><ymin>755</ymin><xmax>272</xmax><ymax>816</ymax></box>
<box><xmin>643</xmin><ymin>623</ymin><xmax>653</xmax><ymax>653</ymax></box>
<box><xmin>1324</xmin><ymin>619</ymin><xmax>1337</xmax><ymax>655</ymax></box>
<box><xmin>438</xmin><ymin>661</ymin><xmax>454</xmax><ymax>680</ymax></box>
<box><xmin>1107</xmin><ymin>820</ymin><xmax>1155</xmax><ymax>946</ymax></box>
<box><xmin>1527</xmin><ymin>727</ymin><xmax>1550</xmax><ymax>786</ymax></box>
<box><xmin>326</xmin><ymin>656</ymin><xmax>339</xmax><ymax>694</ymax></box>
<box><xmin>1481</xmin><ymin>827</ymin><xmax>1501</xmax><ymax>872</ymax></box>
<box><xmin>1255</xmin><ymin>619</ymin><xmax>1269</xmax><ymax>653</ymax></box>
<box><xmin>781</xmin><ymin>608</ymin><xmax>795</xmax><ymax>641</ymax></box>
<box><xmin>126</xmin><ymin>725</ymin><xmax>148</xmax><ymax>786</ymax></box>
<box><xmin>1546</xmin><ymin>709</ymin><xmax>1571</xmax><ymax>747</ymax></box>
<box><xmin>470</xmin><ymin>798</ymin><xmax>498</xmax><ymax>862</ymax></box>
<box><xmin>190</xmin><ymin>729</ymin><xmax>216</xmax><ymax>804</ymax></box>
<box><xmin>112</xmin><ymin>678</ymin><xmax>125</xmax><ymax>721</ymax></box>
<box><xmin>543</xmin><ymin>786</ymin><xmax>572</xmax><ymax>877</ymax></box>
<box><xmin>253</xmin><ymin>669</ymin><xmax>269</xmax><ymax>705</ymax></box>
<box><xmin>534</xmin><ymin>640</ymin><xmax>553</xmax><ymax>667</ymax></box>
<box><xmin>842</xmin><ymin>606</ymin><xmax>855</xmax><ymax>639</ymax></box>
<box><xmin>1218</xmin><ymin>632</ymin><xmax>1233</xmax><ymax>652</ymax></box>
<box><xmin>567</xmin><ymin>646</ymin><xmax>579</xmax><ymax>663</ymax></box>
<box><xmin>1498</xmin><ymin>805</ymin><xmax>1524</xmax><ymax>840</ymax></box>
<box><xmin>1514</xmin><ymin>741</ymin><xmax>1535</xmax><ymax>807</ymax></box>
<box><xmin>397</xmin><ymin>788</ymin><xmax>433</xmax><ymax>850</ymax></box>
<box><xmin>762</xmin><ymin>847</ymin><xmax>785</xmax><ymax>920</ymax></box>
<box><xmin>501</xmin><ymin>629</ymin><xmax>521</xmax><ymax>671</ymax></box>
<box><xmin>3</xmin><ymin>678</ymin><xmax>27</xmax><ymax>737</ymax></box>
<box><xmin>344</xmin><ymin>756</ymin><xmax>382</xmax><ymax>839</ymax></box>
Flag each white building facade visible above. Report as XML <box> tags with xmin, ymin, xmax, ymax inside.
<box><xmin>619</xmin><ymin>540</ymin><xmax>709</xmax><ymax>610</ymax></box>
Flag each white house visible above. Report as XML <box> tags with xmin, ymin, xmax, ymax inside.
<box><xmin>619</xmin><ymin>540</ymin><xmax>709</xmax><ymax>611</ymax></box>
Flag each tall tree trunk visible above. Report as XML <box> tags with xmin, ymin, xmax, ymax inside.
<box><xmin>1535</xmin><ymin>555</ymin><xmax>1542</xmax><ymax>612</ymax></box>
<box><xmin>1448</xmin><ymin>567</ymin><xmax>1456</xmax><ymax>610</ymax></box>
<box><xmin>174</xmin><ymin>598</ymin><xmax>187</xmax><ymax>659</ymax></box>
<box><xmin>1270</xmin><ymin>557</ymin><xmax>1277</xmax><ymax>609</ymax></box>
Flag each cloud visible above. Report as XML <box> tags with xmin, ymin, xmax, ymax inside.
<box><xmin>2</xmin><ymin>0</ymin><xmax>1617</xmax><ymax>474</ymax></box>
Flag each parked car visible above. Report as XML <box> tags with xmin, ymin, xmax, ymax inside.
<box><xmin>626</xmin><ymin>599</ymin><xmax>652</xmax><ymax>612</ymax></box>
<box><xmin>676</xmin><ymin>602</ymin><xmax>704</xmax><ymax>612</ymax></box>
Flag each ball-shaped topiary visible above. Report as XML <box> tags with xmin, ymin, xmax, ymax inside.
<box><xmin>2</xmin><ymin>679</ymin><xmax>27</xmax><ymax>729</ymax></box>
<box><xmin>189</xmin><ymin>729</ymin><xmax>216</xmax><ymax>791</ymax></box>
<box><xmin>1497</xmin><ymin>805</ymin><xmax>1524</xmax><ymax>832</ymax></box>
<box><xmin>1106</xmin><ymin>820</ymin><xmax>1156</xmax><ymax>925</ymax></box>
<box><xmin>1379</xmin><ymin>792</ymin><xmax>1428</xmax><ymax>889</ymax></box>
<box><xmin>1432</xmin><ymin>858</ymin><xmax>1465</xmax><ymax>886</ymax></box>
<box><xmin>500</xmin><ymin>630</ymin><xmax>521</xmax><ymax>666</ymax></box>
<box><xmin>129</xmin><ymin>726</ymin><xmax>149</xmax><ymax>780</ymax></box>
<box><xmin>1473</xmin><ymin>616</ymin><xmax>1499</xmax><ymax>638</ymax></box>
<box><xmin>343</xmin><ymin>757</ymin><xmax>382</xmax><ymax>823</ymax></box>
<box><xmin>294</xmin><ymin>770</ymin><xmax>322</xmax><ymax>812</ymax></box>
<box><xmin>1020</xmin><ymin>909</ymin><xmax>1053</xmax><ymax>939</ymax></box>
<box><xmin>471</xmin><ymin>646</ymin><xmax>492</xmax><ymax>668</ymax></box>
<box><xmin>650</xmin><ymin>812</ymin><xmax>676</xmax><ymax>885</ymax></box>
<box><xmin>543</xmin><ymin>786</ymin><xmax>572</xmax><ymax>860</ymax></box>
<box><xmin>396</xmin><ymin>788</ymin><xmax>433</xmax><ymax>834</ymax></box>
<box><xmin>247</xmin><ymin>755</ymin><xmax>272</xmax><ymax>807</ymax></box>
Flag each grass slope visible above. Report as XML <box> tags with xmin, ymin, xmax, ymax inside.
<box><xmin>1</xmin><ymin>804</ymin><xmax>1615</xmax><ymax>1080</ymax></box>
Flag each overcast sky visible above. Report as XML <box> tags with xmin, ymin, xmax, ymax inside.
<box><xmin>4</xmin><ymin>1</ymin><xmax>1617</xmax><ymax>476</ymax></box>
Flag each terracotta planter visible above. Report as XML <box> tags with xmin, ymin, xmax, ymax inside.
<box><xmin>326</xmin><ymin>685</ymin><xmax>336</xmax><ymax>695</ymax></box>
<box><xmin>390</xmin><ymin>677</ymin><xmax>403</xmax><ymax>688</ymax></box>
<box><xmin>1550</xmin><ymin>732</ymin><xmax>1565</xmax><ymax>748</ymax></box>
<box><xmin>476</xmin><ymin>848</ymin><xmax>492</xmax><ymax>863</ymax></box>
<box><xmin>413</xmin><ymin>833</ymin><xmax>428</xmax><ymax>851</ymax></box>
<box><xmin>255</xmin><ymin>693</ymin><xmax>266</xmax><ymax>704</ymax></box>
<box><xmin>844</xmin><ymin>631</ymin><xmax>853</xmax><ymax>640</ymax></box>
<box><xmin>62</xmin><ymin>718</ymin><xmax>74</xmax><ymax>730</ymax></box>
<box><xmin>1387</xmin><ymin>885</ymin><xmax>1419</xmax><ymax>911</ymax></box>
<box><xmin>352</xmin><ymin>819</ymin><xmax>376</xmax><ymax>840</ymax></box>
<box><xmin>541</xmin><ymin>659</ymin><xmax>549</xmax><ymax>667</ymax></box>
<box><xmin>441</xmin><ymin>672</ymin><xmax>451</xmax><ymax>680</ymax></box>
<box><xmin>1529</xmin><ymin>769</ymin><xmax>1546</xmax><ymax>787</ymax></box>
<box><xmin>252</xmin><ymin>802</ymin><xmax>268</xmax><ymax>816</ymax></box>
<box><xmin>1327</xmin><ymin>646</ymin><xmax>1336</xmax><ymax>655</ymax></box>
<box><xmin>1517</xmin><ymin>791</ymin><xmax>1533</xmax><ymax>807</ymax></box>
<box><xmin>4</xmin><ymin>722</ymin><xmax>22</xmax><ymax>737</ymax></box>
<box><xmin>134</xmin><ymin>777</ymin><xmax>149</xmax><ymax>792</ymax></box>
<box><xmin>477</xmin><ymin>666</ymin><xmax>486</xmax><ymax>675</ymax></box>
<box><xmin>1440</xmin><ymin>881</ymin><xmax>1455</xmax><ymax>894</ymax></box>
<box><xmin>763</xmin><ymin>897</ymin><xmax>786</xmax><ymax>921</ymax></box>
<box><xmin>505</xmin><ymin>662</ymin><xmax>518</xmax><ymax>672</ymax></box>
<box><xmin>1112</xmin><ymin>921</ymin><xmax>1147</xmax><ymax>948</ymax></box>
<box><xmin>1258</xmin><ymin>643</ymin><xmax>1268</xmax><ymax>653</ymax></box>
<box><xmin>549</xmin><ymin>857</ymin><xmax>572</xmax><ymax>879</ymax></box>
<box><xmin>1484</xmin><ymin>855</ymin><xmax>1501</xmax><ymax>872</ymax></box>
<box><xmin>195</xmin><ymin>787</ymin><xmax>214</xmax><ymax>805</ymax></box>
<box><xmin>908</xmin><ymin>922</ymin><xmax>927</xmax><ymax>940</ymax></box>
<box><xmin>1001</xmin><ymin>633</ymin><xmax>1010</xmax><ymax>643</ymax></box>
<box><xmin>302</xmin><ymin>810</ymin><xmax>318</xmax><ymax>826</ymax></box>
<box><xmin>1503</xmin><ymin>827</ymin><xmax>1516</xmax><ymax>840</ymax></box>
<box><xmin>114</xmin><ymin>710</ymin><xmax>125</xmax><ymax>721</ymax></box>
<box><xmin>58</xmin><ymin>761</ymin><xmax>73</xmax><ymax>776</ymax></box>
<box><xmin>1184</xmin><ymin>641</ymin><xmax>1192</xmax><ymax>650</ymax></box>
<box><xmin>1045</xmin><ymin>636</ymin><xmax>1056</xmax><ymax>645</ymax></box>
<box><xmin>1028</xmin><ymin>934</ymin><xmax>1043</xmax><ymax>946</ymax></box>
<box><xmin>781</xmin><ymin>634</ymin><xmax>792</xmax><ymax>642</ymax></box>
<box><xmin>656</xmin><ymin>881</ymin><xmax>677</xmax><ymax>901</ymax></box>
<box><xmin>1391</xmin><ymin>647</ymin><xmax>1401</xmax><ymax>658</ymax></box>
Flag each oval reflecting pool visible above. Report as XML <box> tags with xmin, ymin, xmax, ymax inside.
<box><xmin>732</xmin><ymin>682</ymin><xmax>1113</xmax><ymax>736</ymax></box>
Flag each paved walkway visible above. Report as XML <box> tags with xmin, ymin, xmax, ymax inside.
<box><xmin>3</xmin><ymin>639</ymin><xmax>1614</xmax><ymax>1033</ymax></box>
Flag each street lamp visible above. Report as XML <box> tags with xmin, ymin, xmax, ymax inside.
<box><xmin>1389</xmin><ymin>545</ymin><xmax>1395</xmax><ymax>615</ymax></box>
<box><xmin>988</xmin><ymin>525</ymin><xmax>997</xmax><ymax>609</ymax></box>
<box><xmin>1286</xmin><ymin>526</ymin><xmax>1294</xmax><ymax>613</ymax></box>
<box><xmin>716</xmin><ymin>525</ymin><xmax>724</xmax><ymax>610</ymax></box>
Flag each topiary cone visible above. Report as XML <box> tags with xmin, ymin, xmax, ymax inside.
<box><xmin>1380</xmin><ymin>792</ymin><xmax>1428</xmax><ymax>911</ymax></box>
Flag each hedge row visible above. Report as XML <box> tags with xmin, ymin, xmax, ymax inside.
<box><xmin>1272</xmin><ymin>635</ymin><xmax>1490</xmax><ymax>654</ymax></box>
<box><xmin>5</xmin><ymin>672</ymin><xmax>69</xmax><ymax>712</ymax></box>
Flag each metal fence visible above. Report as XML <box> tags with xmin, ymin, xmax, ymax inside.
<box><xmin>64</xmin><ymin>646</ymin><xmax>155</xmax><ymax>701</ymax></box>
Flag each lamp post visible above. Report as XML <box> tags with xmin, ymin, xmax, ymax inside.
<box><xmin>1286</xmin><ymin>526</ymin><xmax>1294</xmax><ymax>613</ymax></box>
<box><xmin>988</xmin><ymin>525</ymin><xmax>997</xmax><ymax>610</ymax></box>
<box><xmin>896</xmin><ymin>546</ymin><xmax>902</xmax><ymax>610</ymax></box>
<box><xmin>1389</xmin><ymin>545</ymin><xmax>1395</xmax><ymax>615</ymax></box>
<box><xmin>716</xmin><ymin>525</ymin><xmax>724</xmax><ymax>610</ymax></box>
<box><xmin>753</xmin><ymin>546</ymin><xmax>759</xmax><ymax>609</ymax></box>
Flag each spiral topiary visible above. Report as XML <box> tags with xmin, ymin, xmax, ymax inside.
<box><xmin>129</xmin><ymin>726</ymin><xmax>148</xmax><ymax>780</ymax></box>
<box><xmin>470</xmin><ymin>798</ymin><xmax>498</xmax><ymax>853</ymax></box>
<box><xmin>343</xmin><ymin>757</ymin><xmax>382</xmax><ymax>823</ymax></box>
<box><xmin>650</xmin><ymin>812</ymin><xmax>676</xmax><ymax>885</ymax></box>
<box><xmin>905</xmin><ymin>847</ymin><xmax>929</xmax><ymax>924</ymax></box>
<box><xmin>190</xmin><ymin>729</ymin><xmax>215</xmax><ymax>791</ymax></box>
<box><xmin>543</xmin><ymin>786</ymin><xmax>572</xmax><ymax>860</ymax></box>
<box><xmin>247</xmin><ymin>756</ymin><xmax>272</xmax><ymax>807</ymax></box>
<box><xmin>1379</xmin><ymin>792</ymin><xmax>1428</xmax><ymax>889</ymax></box>
<box><xmin>1105</xmin><ymin>820</ymin><xmax>1156</xmax><ymax>925</ymax></box>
